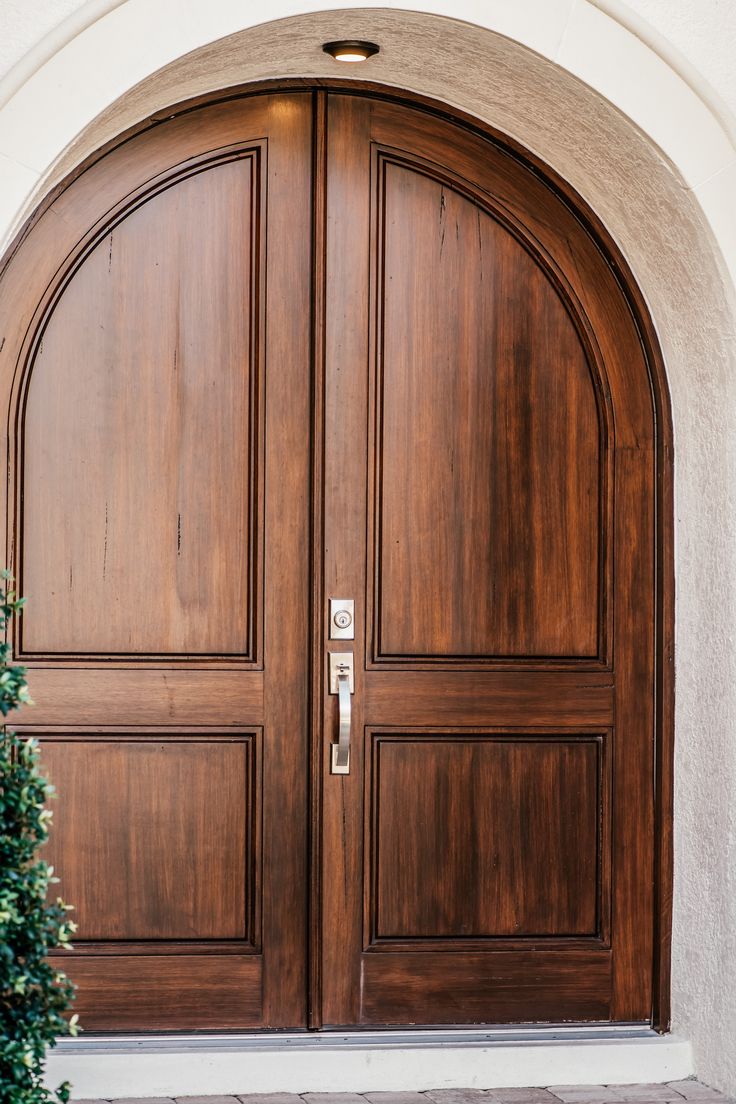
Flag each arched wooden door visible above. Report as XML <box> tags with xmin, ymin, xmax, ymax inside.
<box><xmin>0</xmin><ymin>90</ymin><xmax>668</xmax><ymax>1032</ymax></box>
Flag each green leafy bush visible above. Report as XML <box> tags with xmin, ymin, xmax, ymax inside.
<box><xmin>0</xmin><ymin>574</ymin><xmax>78</xmax><ymax>1104</ymax></box>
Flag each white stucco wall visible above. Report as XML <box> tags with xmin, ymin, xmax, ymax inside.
<box><xmin>1</xmin><ymin>1</ymin><xmax>735</xmax><ymax>1098</ymax></box>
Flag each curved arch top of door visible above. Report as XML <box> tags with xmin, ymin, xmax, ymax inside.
<box><xmin>0</xmin><ymin>85</ymin><xmax>673</xmax><ymax>1034</ymax></box>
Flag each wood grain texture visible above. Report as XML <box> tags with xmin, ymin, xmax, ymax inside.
<box><xmin>369</xmin><ymin>735</ymin><xmax>602</xmax><ymax>941</ymax></box>
<box><xmin>319</xmin><ymin>94</ymin><xmax>656</xmax><ymax>1028</ymax></box>
<box><xmin>0</xmin><ymin>86</ymin><xmax>669</xmax><ymax>1031</ymax></box>
<box><xmin>20</xmin><ymin>153</ymin><xmax>261</xmax><ymax>659</ymax></box>
<box><xmin>318</xmin><ymin>92</ymin><xmax>372</xmax><ymax>1028</ymax></box>
<box><xmin>610</xmin><ymin>448</ymin><xmax>655</xmax><ymax>1020</ymax></box>
<box><xmin>359</xmin><ymin>951</ymin><xmax>612</xmax><ymax>1025</ymax></box>
<box><xmin>42</xmin><ymin>736</ymin><xmax>254</xmax><ymax>941</ymax></box>
<box><xmin>364</xmin><ymin>672</ymin><xmax>614</xmax><ymax>725</ymax></box>
<box><xmin>373</xmin><ymin>157</ymin><xmax>601</xmax><ymax>660</ymax></box>
<box><xmin>1</xmin><ymin>92</ymin><xmax>314</xmax><ymax>1031</ymax></box>
<box><xmin>259</xmin><ymin>91</ymin><xmax>313</xmax><ymax>1029</ymax></box>
<box><xmin>21</xmin><ymin>668</ymin><xmax>264</xmax><ymax>725</ymax></box>
<box><xmin>50</xmin><ymin>954</ymin><xmax>263</xmax><ymax>1030</ymax></box>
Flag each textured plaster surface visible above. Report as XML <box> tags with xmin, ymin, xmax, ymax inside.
<box><xmin>1</xmin><ymin>0</ymin><xmax>736</xmax><ymax>1098</ymax></box>
<box><xmin>1</xmin><ymin>1</ymin><xmax>735</xmax><ymax>117</ymax></box>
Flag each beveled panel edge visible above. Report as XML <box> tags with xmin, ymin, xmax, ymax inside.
<box><xmin>9</xmin><ymin>142</ymin><xmax>267</xmax><ymax>665</ymax></box>
<box><xmin>33</xmin><ymin>727</ymin><xmax>263</xmax><ymax>953</ymax></box>
<box><xmin>366</xmin><ymin>144</ymin><xmax>613</xmax><ymax>670</ymax></box>
<box><xmin>362</xmin><ymin>726</ymin><xmax>612</xmax><ymax>954</ymax></box>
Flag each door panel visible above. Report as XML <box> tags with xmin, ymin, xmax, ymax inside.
<box><xmin>1</xmin><ymin>92</ymin><xmax>313</xmax><ymax>1030</ymax></box>
<box><xmin>63</xmin><ymin>956</ymin><xmax>263</xmax><ymax>1032</ymax></box>
<box><xmin>374</xmin><ymin>158</ymin><xmax>601</xmax><ymax>660</ymax></box>
<box><xmin>360</xmin><ymin>951</ymin><xmax>612</xmax><ymax>1025</ymax></box>
<box><xmin>319</xmin><ymin>94</ymin><xmax>654</xmax><ymax>1027</ymax></box>
<box><xmin>21</xmin><ymin>156</ymin><xmax>259</xmax><ymax>658</ymax></box>
<box><xmin>367</xmin><ymin>734</ymin><xmax>603</xmax><ymax>942</ymax></box>
<box><xmin>42</xmin><ymin>735</ymin><xmax>257</xmax><ymax>941</ymax></box>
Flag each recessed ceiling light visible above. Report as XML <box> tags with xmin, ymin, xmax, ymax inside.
<box><xmin>322</xmin><ymin>40</ymin><xmax>380</xmax><ymax>63</ymax></box>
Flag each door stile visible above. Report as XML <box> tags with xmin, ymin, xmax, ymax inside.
<box><xmin>309</xmin><ymin>89</ymin><xmax>329</xmax><ymax>1030</ymax></box>
<box><xmin>259</xmin><ymin>94</ymin><xmax>314</xmax><ymax>1028</ymax></box>
<box><xmin>318</xmin><ymin>94</ymin><xmax>373</xmax><ymax>1027</ymax></box>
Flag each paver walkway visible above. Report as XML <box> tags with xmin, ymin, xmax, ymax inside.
<box><xmin>71</xmin><ymin>1080</ymin><xmax>733</xmax><ymax>1104</ymax></box>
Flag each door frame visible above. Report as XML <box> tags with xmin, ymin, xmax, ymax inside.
<box><xmin>0</xmin><ymin>79</ymin><xmax>674</xmax><ymax>1034</ymax></box>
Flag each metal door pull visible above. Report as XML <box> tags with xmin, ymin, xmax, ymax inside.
<box><xmin>329</xmin><ymin>652</ymin><xmax>354</xmax><ymax>775</ymax></box>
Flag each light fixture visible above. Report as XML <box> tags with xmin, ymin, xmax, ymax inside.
<box><xmin>322</xmin><ymin>40</ymin><xmax>380</xmax><ymax>63</ymax></box>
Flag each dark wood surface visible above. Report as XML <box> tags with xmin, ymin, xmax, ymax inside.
<box><xmin>1</xmin><ymin>92</ymin><xmax>313</xmax><ymax>1030</ymax></box>
<box><xmin>48</xmin><ymin>955</ymin><xmax>263</xmax><ymax>1031</ymax></box>
<box><xmin>374</xmin><ymin>158</ymin><xmax>601</xmax><ymax>660</ymax></box>
<box><xmin>369</xmin><ymin>735</ymin><xmax>602</xmax><ymax>941</ymax></box>
<box><xmin>359</xmin><ymin>951</ymin><xmax>612</xmax><ymax>1024</ymax></box>
<box><xmin>0</xmin><ymin>88</ymin><xmax>668</xmax><ymax>1032</ymax></box>
<box><xmin>41</xmin><ymin>736</ymin><xmax>255</xmax><ymax>942</ymax></box>
<box><xmin>21</xmin><ymin>156</ymin><xmax>258</xmax><ymax>659</ymax></box>
<box><xmin>318</xmin><ymin>94</ymin><xmax>656</xmax><ymax>1028</ymax></box>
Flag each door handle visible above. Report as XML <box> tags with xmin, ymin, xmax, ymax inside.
<box><xmin>329</xmin><ymin>652</ymin><xmax>354</xmax><ymax>775</ymax></box>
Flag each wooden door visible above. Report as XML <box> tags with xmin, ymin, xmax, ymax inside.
<box><xmin>317</xmin><ymin>95</ymin><xmax>657</xmax><ymax>1027</ymax></box>
<box><xmin>0</xmin><ymin>89</ymin><xmax>664</xmax><ymax>1033</ymax></box>
<box><xmin>0</xmin><ymin>93</ymin><xmax>313</xmax><ymax>1030</ymax></box>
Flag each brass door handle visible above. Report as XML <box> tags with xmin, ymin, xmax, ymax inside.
<box><xmin>329</xmin><ymin>652</ymin><xmax>354</xmax><ymax>775</ymax></box>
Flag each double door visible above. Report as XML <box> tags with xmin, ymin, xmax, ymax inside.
<box><xmin>0</xmin><ymin>91</ymin><xmax>657</xmax><ymax>1030</ymax></box>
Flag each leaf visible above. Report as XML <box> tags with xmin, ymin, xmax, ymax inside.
<box><xmin>0</xmin><ymin>575</ymin><xmax>78</xmax><ymax>1100</ymax></box>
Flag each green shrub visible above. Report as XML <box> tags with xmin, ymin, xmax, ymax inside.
<box><xmin>0</xmin><ymin>573</ymin><xmax>78</xmax><ymax>1104</ymax></box>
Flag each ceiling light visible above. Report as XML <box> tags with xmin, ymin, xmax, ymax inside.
<box><xmin>322</xmin><ymin>40</ymin><xmax>380</xmax><ymax>63</ymax></box>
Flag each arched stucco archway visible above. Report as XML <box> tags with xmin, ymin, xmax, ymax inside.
<box><xmin>1</xmin><ymin>2</ymin><xmax>736</xmax><ymax>1097</ymax></box>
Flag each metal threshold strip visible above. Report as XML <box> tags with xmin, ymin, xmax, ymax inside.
<box><xmin>56</xmin><ymin>1024</ymin><xmax>657</xmax><ymax>1054</ymax></box>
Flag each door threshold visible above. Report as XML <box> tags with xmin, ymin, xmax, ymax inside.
<box><xmin>55</xmin><ymin>1024</ymin><xmax>657</xmax><ymax>1053</ymax></box>
<box><xmin>47</xmin><ymin>1026</ymin><xmax>693</xmax><ymax>1099</ymax></box>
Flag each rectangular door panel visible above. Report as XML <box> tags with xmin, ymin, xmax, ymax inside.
<box><xmin>360</xmin><ymin>952</ymin><xmax>612</xmax><ymax>1025</ymax></box>
<box><xmin>49</xmin><ymin>955</ymin><xmax>263</xmax><ymax>1031</ymax></box>
<box><xmin>367</xmin><ymin>734</ymin><xmax>605</xmax><ymax>944</ymax></box>
<box><xmin>364</xmin><ymin>671</ymin><xmax>613</xmax><ymax>726</ymax></box>
<box><xmin>42</xmin><ymin>735</ymin><xmax>258</xmax><ymax>944</ymax></box>
<box><xmin>21</xmin><ymin>669</ymin><xmax>264</xmax><ymax>725</ymax></box>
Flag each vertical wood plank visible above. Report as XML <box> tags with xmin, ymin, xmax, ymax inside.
<box><xmin>260</xmin><ymin>92</ymin><xmax>313</xmax><ymax>1027</ymax></box>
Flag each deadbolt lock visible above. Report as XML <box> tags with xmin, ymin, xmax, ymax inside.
<box><xmin>329</xmin><ymin>598</ymin><xmax>354</xmax><ymax>640</ymax></box>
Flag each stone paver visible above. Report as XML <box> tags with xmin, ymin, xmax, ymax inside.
<box><xmin>425</xmin><ymin>1092</ymin><xmax>491</xmax><ymax>1104</ymax></box>
<box><xmin>666</xmin><ymin>1087</ymin><xmax>728</xmax><ymax>1102</ymax></box>
<box><xmin>110</xmin><ymin>1099</ymin><xmax>176</xmax><ymax>1104</ymax></box>
<box><xmin>81</xmin><ymin>1082</ymin><xmax>731</xmax><ymax>1104</ymax></box>
<box><xmin>613</xmin><ymin>1089</ymin><xmax>683</xmax><ymax>1101</ymax></box>
<box><xmin>364</xmin><ymin>1094</ymin><xmax>428</xmax><ymax>1104</ymax></box>
<box><xmin>489</xmin><ymin>1092</ymin><xmax>560</xmax><ymax>1103</ymax></box>
<box><xmin>547</xmin><ymin>1089</ymin><xmax>626</xmax><ymax>1103</ymax></box>
<box><xmin>302</xmin><ymin>1096</ymin><xmax>371</xmax><ymax>1104</ymax></box>
<box><xmin>238</xmin><ymin>1097</ymin><xmax>304</xmax><ymax>1104</ymax></box>
<box><xmin>177</xmin><ymin>1098</ymin><xmax>241</xmax><ymax>1104</ymax></box>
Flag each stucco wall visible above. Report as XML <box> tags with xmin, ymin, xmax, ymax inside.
<box><xmin>1</xmin><ymin>1</ymin><xmax>735</xmax><ymax>1098</ymax></box>
<box><xmin>0</xmin><ymin>0</ymin><xmax>734</xmax><ymax>113</ymax></box>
